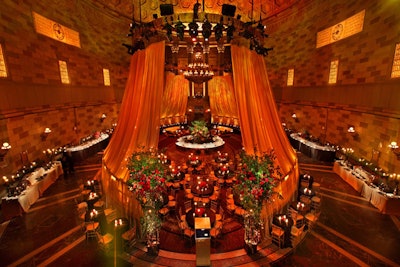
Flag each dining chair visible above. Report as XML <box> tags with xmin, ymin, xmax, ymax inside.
<box><xmin>305</xmin><ymin>212</ymin><xmax>317</xmax><ymax>230</ymax></box>
<box><xmin>215</xmin><ymin>207</ymin><xmax>224</xmax><ymax>221</ymax></box>
<box><xmin>210</xmin><ymin>221</ymin><xmax>223</xmax><ymax>245</ymax></box>
<box><xmin>210</xmin><ymin>200</ymin><xmax>219</xmax><ymax>213</ymax></box>
<box><xmin>184</xmin><ymin>200</ymin><xmax>192</xmax><ymax>213</ymax></box>
<box><xmin>209</xmin><ymin>190</ymin><xmax>219</xmax><ymax>201</ymax></box>
<box><xmin>311</xmin><ymin>195</ymin><xmax>321</xmax><ymax>212</ymax></box>
<box><xmin>122</xmin><ymin>225</ymin><xmax>137</xmax><ymax>252</ymax></box>
<box><xmin>234</xmin><ymin>206</ymin><xmax>247</xmax><ymax>218</ymax></box>
<box><xmin>96</xmin><ymin>231</ymin><xmax>114</xmax><ymax>252</ymax></box>
<box><xmin>179</xmin><ymin>208</ymin><xmax>186</xmax><ymax>222</ymax></box>
<box><xmin>158</xmin><ymin>205</ymin><xmax>170</xmax><ymax>217</ymax></box>
<box><xmin>85</xmin><ymin>221</ymin><xmax>100</xmax><ymax>241</ymax></box>
<box><xmin>290</xmin><ymin>224</ymin><xmax>305</xmax><ymax>246</ymax></box>
<box><xmin>300</xmin><ymin>195</ymin><xmax>312</xmax><ymax>205</ymax></box>
<box><xmin>104</xmin><ymin>208</ymin><xmax>117</xmax><ymax>224</ymax></box>
<box><xmin>271</xmin><ymin>224</ymin><xmax>285</xmax><ymax>248</ymax></box>
<box><xmin>289</xmin><ymin>208</ymin><xmax>304</xmax><ymax>228</ymax></box>
<box><xmin>93</xmin><ymin>199</ymin><xmax>105</xmax><ymax>210</ymax></box>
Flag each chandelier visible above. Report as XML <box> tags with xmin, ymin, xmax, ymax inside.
<box><xmin>183</xmin><ymin>42</ymin><xmax>214</xmax><ymax>84</ymax></box>
<box><xmin>183</xmin><ymin>62</ymin><xmax>214</xmax><ymax>84</ymax></box>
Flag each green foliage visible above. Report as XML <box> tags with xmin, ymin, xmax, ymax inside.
<box><xmin>234</xmin><ymin>149</ymin><xmax>282</xmax><ymax>216</ymax></box>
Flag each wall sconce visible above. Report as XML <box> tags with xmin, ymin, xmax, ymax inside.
<box><xmin>41</xmin><ymin>128</ymin><xmax>51</xmax><ymax>141</ymax></box>
<box><xmin>0</xmin><ymin>142</ymin><xmax>11</xmax><ymax>160</ymax></box>
<box><xmin>347</xmin><ymin>126</ymin><xmax>359</xmax><ymax>140</ymax></box>
<box><xmin>389</xmin><ymin>141</ymin><xmax>400</xmax><ymax>159</ymax></box>
<box><xmin>292</xmin><ymin>113</ymin><xmax>299</xmax><ymax>122</ymax></box>
<box><xmin>100</xmin><ymin>113</ymin><xmax>107</xmax><ymax>122</ymax></box>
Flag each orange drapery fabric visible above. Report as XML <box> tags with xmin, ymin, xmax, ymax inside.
<box><xmin>160</xmin><ymin>72</ymin><xmax>189</xmax><ymax>122</ymax></box>
<box><xmin>102</xmin><ymin>41</ymin><xmax>165</xmax><ymax>182</ymax></box>
<box><xmin>231</xmin><ymin>45</ymin><xmax>299</xmax><ymax>224</ymax></box>
<box><xmin>208</xmin><ymin>75</ymin><xmax>238</xmax><ymax>120</ymax></box>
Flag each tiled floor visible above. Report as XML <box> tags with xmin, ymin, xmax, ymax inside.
<box><xmin>1</xmin><ymin>137</ymin><xmax>400</xmax><ymax>267</ymax></box>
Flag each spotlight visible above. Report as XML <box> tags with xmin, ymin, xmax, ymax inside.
<box><xmin>188</xmin><ymin>21</ymin><xmax>199</xmax><ymax>38</ymax></box>
<box><xmin>175</xmin><ymin>16</ymin><xmax>186</xmax><ymax>41</ymax></box>
<box><xmin>226</xmin><ymin>18</ymin><xmax>235</xmax><ymax>43</ymax></box>
<box><xmin>214</xmin><ymin>17</ymin><xmax>224</xmax><ymax>41</ymax></box>
<box><xmin>202</xmin><ymin>16</ymin><xmax>212</xmax><ymax>39</ymax></box>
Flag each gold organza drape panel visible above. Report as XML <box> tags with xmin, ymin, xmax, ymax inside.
<box><xmin>101</xmin><ymin>41</ymin><xmax>165</xmax><ymax>226</ymax></box>
<box><xmin>160</xmin><ymin>72</ymin><xmax>189</xmax><ymax>124</ymax></box>
<box><xmin>208</xmin><ymin>75</ymin><xmax>238</xmax><ymax>121</ymax></box>
<box><xmin>231</xmin><ymin>45</ymin><xmax>299</xmax><ymax>235</ymax></box>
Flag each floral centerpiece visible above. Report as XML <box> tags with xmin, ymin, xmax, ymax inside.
<box><xmin>233</xmin><ymin>149</ymin><xmax>282</xmax><ymax>250</ymax></box>
<box><xmin>127</xmin><ymin>149</ymin><xmax>168</xmax><ymax>252</ymax></box>
<box><xmin>188</xmin><ymin>120</ymin><xmax>213</xmax><ymax>144</ymax></box>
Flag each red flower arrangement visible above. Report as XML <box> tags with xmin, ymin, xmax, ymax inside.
<box><xmin>127</xmin><ymin>149</ymin><xmax>167</xmax><ymax>209</ymax></box>
<box><xmin>234</xmin><ymin>150</ymin><xmax>282</xmax><ymax>214</ymax></box>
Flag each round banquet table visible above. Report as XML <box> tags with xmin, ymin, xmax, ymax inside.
<box><xmin>214</xmin><ymin>167</ymin><xmax>234</xmax><ymax>179</ymax></box>
<box><xmin>191</xmin><ymin>183</ymin><xmax>214</xmax><ymax>197</ymax></box>
<box><xmin>290</xmin><ymin>201</ymin><xmax>310</xmax><ymax>216</ymax></box>
<box><xmin>298</xmin><ymin>187</ymin><xmax>315</xmax><ymax>199</ymax></box>
<box><xmin>186</xmin><ymin>208</ymin><xmax>215</xmax><ymax>228</ymax></box>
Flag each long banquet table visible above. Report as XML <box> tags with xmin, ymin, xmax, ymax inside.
<box><xmin>333</xmin><ymin>161</ymin><xmax>400</xmax><ymax>215</ymax></box>
<box><xmin>289</xmin><ymin>133</ymin><xmax>336</xmax><ymax>162</ymax></box>
<box><xmin>65</xmin><ymin>133</ymin><xmax>109</xmax><ymax>162</ymax></box>
<box><xmin>1</xmin><ymin>161</ymin><xmax>63</xmax><ymax>220</ymax></box>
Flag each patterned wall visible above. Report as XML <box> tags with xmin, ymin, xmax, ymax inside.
<box><xmin>267</xmin><ymin>0</ymin><xmax>400</xmax><ymax>173</ymax></box>
<box><xmin>0</xmin><ymin>0</ymin><xmax>128</xmax><ymax>175</ymax></box>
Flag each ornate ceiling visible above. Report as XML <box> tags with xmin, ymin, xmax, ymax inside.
<box><xmin>93</xmin><ymin>0</ymin><xmax>299</xmax><ymax>23</ymax></box>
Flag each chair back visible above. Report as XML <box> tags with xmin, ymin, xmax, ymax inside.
<box><xmin>210</xmin><ymin>200</ymin><xmax>218</xmax><ymax>213</ymax></box>
<box><xmin>184</xmin><ymin>200</ymin><xmax>192</xmax><ymax>212</ymax></box>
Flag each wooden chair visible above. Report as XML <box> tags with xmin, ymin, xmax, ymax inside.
<box><xmin>234</xmin><ymin>206</ymin><xmax>247</xmax><ymax>218</ymax></box>
<box><xmin>122</xmin><ymin>225</ymin><xmax>137</xmax><ymax>252</ymax></box>
<box><xmin>289</xmin><ymin>208</ymin><xmax>304</xmax><ymax>228</ymax></box>
<box><xmin>96</xmin><ymin>231</ymin><xmax>114</xmax><ymax>252</ymax></box>
<box><xmin>300</xmin><ymin>195</ymin><xmax>312</xmax><ymax>205</ymax></box>
<box><xmin>93</xmin><ymin>200</ymin><xmax>105</xmax><ymax>210</ymax></box>
<box><xmin>210</xmin><ymin>221</ymin><xmax>223</xmax><ymax>245</ymax></box>
<box><xmin>158</xmin><ymin>205</ymin><xmax>170</xmax><ymax>217</ymax></box>
<box><xmin>85</xmin><ymin>222</ymin><xmax>100</xmax><ymax>241</ymax></box>
<box><xmin>210</xmin><ymin>200</ymin><xmax>219</xmax><ymax>213</ymax></box>
<box><xmin>215</xmin><ymin>208</ymin><xmax>224</xmax><ymax>221</ymax></box>
<box><xmin>305</xmin><ymin>212</ymin><xmax>317</xmax><ymax>230</ymax></box>
<box><xmin>179</xmin><ymin>208</ymin><xmax>186</xmax><ymax>222</ymax></box>
<box><xmin>271</xmin><ymin>224</ymin><xmax>285</xmax><ymax>248</ymax></box>
<box><xmin>75</xmin><ymin>198</ymin><xmax>88</xmax><ymax>215</ymax></box>
<box><xmin>311</xmin><ymin>195</ymin><xmax>321</xmax><ymax>212</ymax></box>
<box><xmin>104</xmin><ymin>208</ymin><xmax>117</xmax><ymax>224</ymax></box>
<box><xmin>184</xmin><ymin>200</ymin><xmax>192</xmax><ymax>213</ymax></box>
<box><xmin>290</xmin><ymin>224</ymin><xmax>305</xmax><ymax>245</ymax></box>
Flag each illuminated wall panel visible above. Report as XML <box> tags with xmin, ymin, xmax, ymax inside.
<box><xmin>316</xmin><ymin>10</ymin><xmax>365</xmax><ymax>48</ymax></box>
<box><xmin>33</xmin><ymin>12</ymin><xmax>81</xmax><ymax>48</ymax></box>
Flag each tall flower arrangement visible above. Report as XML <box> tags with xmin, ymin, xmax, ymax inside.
<box><xmin>127</xmin><ymin>149</ymin><xmax>168</xmax><ymax>251</ymax></box>
<box><xmin>127</xmin><ymin>150</ymin><xmax>167</xmax><ymax>209</ymax></box>
<box><xmin>234</xmin><ymin>149</ymin><xmax>282</xmax><ymax>248</ymax></box>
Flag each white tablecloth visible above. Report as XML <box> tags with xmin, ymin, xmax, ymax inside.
<box><xmin>2</xmin><ymin>161</ymin><xmax>63</xmax><ymax>213</ymax></box>
<box><xmin>334</xmin><ymin>161</ymin><xmax>400</xmax><ymax>215</ymax></box>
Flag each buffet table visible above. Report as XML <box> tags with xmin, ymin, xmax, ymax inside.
<box><xmin>1</xmin><ymin>161</ymin><xmax>63</xmax><ymax>220</ymax></box>
<box><xmin>290</xmin><ymin>133</ymin><xmax>336</xmax><ymax>162</ymax></box>
<box><xmin>333</xmin><ymin>161</ymin><xmax>400</xmax><ymax>215</ymax></box>
<box><xmin>65</xmin><ymin>133</ymin><xmax>109</xmax><ymax>161</ymax></box>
